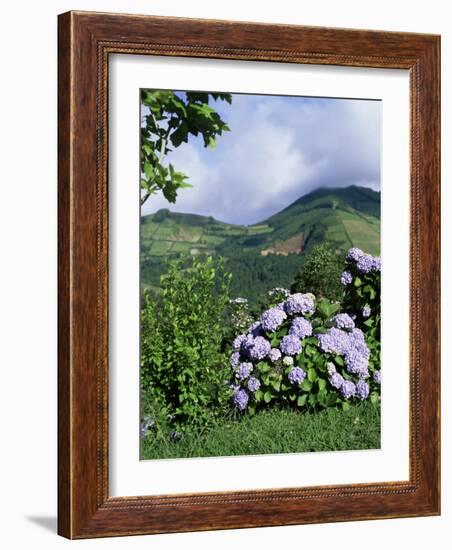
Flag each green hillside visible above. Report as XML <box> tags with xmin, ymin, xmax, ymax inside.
<box><xmin>141</xmin><ymin>185</ymin><xmax>380</xmax><ymax>303</ymax></box>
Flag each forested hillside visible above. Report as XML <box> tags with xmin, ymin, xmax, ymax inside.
<box><xmin>141</xmin><ymin>185</ymin><xmax>380</xmax><ymax>304</ymax></box>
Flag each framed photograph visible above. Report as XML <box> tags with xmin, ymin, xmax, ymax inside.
<box><xmin>58</xmin><ymin>11</ymin><xmax>440</xmax><ymax>539</ymax></box>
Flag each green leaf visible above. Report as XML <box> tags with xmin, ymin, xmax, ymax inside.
<box><xmin>301</xmin><ymin>379</ymin><xmax>312</xmax><ymax>392</ymax></box>
<box><xmin>354</xmin><ymin>276</ymin><xmax>362</xmax><ymax>287</ymax></box>
<box><xmin>342</xmin><ymin>401</ymin><xmax>351</xmax><ymax>411</ymax></box>
<box><xmin>263</xmin><ymin>391</ymin><xmax>272</xmax><ymax>404</ymax></box>
<box><xmin>143</xmin><ymin>161</ymin><xmax>154</xmax><ymax>180</ymax></box>
<box><xmin>297</xmin><ymin>394</ymin><xmax>307</xmax><ymax>407</ymax></box>
<box><xmin>370</xmin><ymin>392</ymin><xmax>380</xmax><ymax>405</ymax></box>
<box><xmin>257</xmin><ymin>362</ymin><xmax>271</xmax><ymax>374</ymax></box>
<box><xmin>307</xmin><ymin>368</ymin><xmax>317</xmax><ymax>383</ymax></box>
<box><xmin>326</xmin><ymin>393</ymin><xmax>337</xmax><ymax>406</ymax></box>
<box><xmin>317</xmin><ymin>378</ymin><xmax>327</xmax><ymax>391</ymax></box>
<box><xmin>254</xmin><ymin>390</ymin><xmax>263</xmax><ymax>403</ymax></box>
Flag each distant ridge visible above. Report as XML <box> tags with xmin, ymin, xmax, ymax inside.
<box><xmin>141</xmin><ymin>185</ymin><xmax>380</xmax><ymax>259</ymax></box>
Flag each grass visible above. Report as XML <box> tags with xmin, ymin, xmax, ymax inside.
<box><xmin>140</xmin><ymin>402</ymin><xmax>380</xmax><ymax>460</ymax></box>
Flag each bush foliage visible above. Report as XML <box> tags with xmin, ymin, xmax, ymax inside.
<box><xmin>291</xmin><ymin>243</ymin><xmax>344</xmax><ymax>301</ymax></box>
<box><xmin>141</xmin><ymin>256</ymin><xmax>232</xmax><ymax>430</ymax></box>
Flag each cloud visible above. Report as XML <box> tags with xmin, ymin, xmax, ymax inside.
<box><xmin>141</xmin><ymin>93</ymin><xmax>381</xmax><ymax>225</ymax></box>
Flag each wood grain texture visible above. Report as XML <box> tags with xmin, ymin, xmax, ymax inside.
<box><xmin>57</xmin><ymin>10</ymin><xmax>440</xmax><ymax>539</ymax></box>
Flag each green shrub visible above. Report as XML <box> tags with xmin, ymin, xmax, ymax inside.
<box><xmin>291</xmin><ymin>243</ymin><xmax>344</xmax><ymax>300</ymax></box>
<box><xmin>141</xmin><ymin>256</ymin><xmax>232</xmax><ymax>430</ymax></box>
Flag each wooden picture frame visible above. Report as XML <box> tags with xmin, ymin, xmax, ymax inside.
<box><xmin>58</xmin><ymin>10</ymin><xmax>440</xmax><ymax>539</ymax></box>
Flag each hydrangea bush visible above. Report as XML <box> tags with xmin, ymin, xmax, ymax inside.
<box><xmin>341</xmin><ymin>247</ymin><xmax>381</xmax><ymax>402</ymax></box>
<box><xmin>228</xmin><ymin>248</ymin><xmax>381</xmax><ymax>414</ymax></box>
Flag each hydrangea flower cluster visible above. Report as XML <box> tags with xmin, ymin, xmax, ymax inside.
<box><xmin>362</xmin><ymin>305</ymin><xmax>371</xmax><ymax>318</ymax></box>
<box><xmin>247</xmin><ymin>377</ymin><xmax>261</xmax><ymax>392</ymax></box>
<box><xmin>340</xmin><ymin>380</ymin><xmax>357</xmax><ymax>399</ymax></box>
<box><xmin>289</xmin><ymin>317</ymin><xmax>313</xmax><ymax>339</ymax></box>
<box><xmin>260</xmin><ymin>307</ymin><xmax>287</xmax><ymax>331</ymax></box>
<box><xmin>356</xmin><ymin>379</ymin><xmax>370</xmax><ymax>400</ymax></box>
<box><xmin>229</xmin><ymin>292</ymin><xmax>315</xmax><ymax>411</ymax></box>
<box><xmin>282</xmin><ymin>356</ymin><xmax>294</xmax><ymax>366</ymax></box>
<box><xmin>269</xmin><ymin>348</ymin><xmax>282</xmax><ymax>362</ymax></box>
<box><xmin>344</xmin><ymin>247</ymin><xmax>381</xmax><ymax>275</ymax></box>
<box><xmin>333</xmin><ymin>313</ymin><xmax>355</xmax><ymax>331</ymax></box>
<box><xmin>236</xmin><ymin>362</ymin><xmax>253</xmax><ymax>380</ymax></box>
<box><xmin>357</xmin><ymin>253</ymin><xmax>374</xmax><ymax>274</ymax></box>
<box><xmin>284</xmin><ymin>293</ymin><xmax>315</xmax><ymax>315</ymax></box>
<box><xmin>280</xmin><ymin>334</ymin><xmax>302</xmax><ymax>356</ymax></box>
<box><xmin>288</xmin><ymin>366</ymin><xmax>306</xmax><ymax>385</ymax></box>
<box><xmin>233</xmin><ymin>389</ymin><xmax>249</xmax><ymax>410</ymax></box>
<box><xmin>340</xmin><ymin>271</ymin><xmax>353</xmax><ymax>286</ymax></box>
<box><xmin>318</xmin><ymin>326</ymin><xmax>370</xmax><ymax>379</ymax></box>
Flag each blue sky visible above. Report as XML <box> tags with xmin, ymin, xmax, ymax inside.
<box><xmin>141</xmin><ymin>92</ymin><xmax>381</xmax><ymax>225</ymax></box>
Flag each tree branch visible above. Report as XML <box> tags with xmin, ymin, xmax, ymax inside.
<box><xmin>141</xmin><ymin>117</ymin><xmax>171</xmax><ymax>208</ymax></box>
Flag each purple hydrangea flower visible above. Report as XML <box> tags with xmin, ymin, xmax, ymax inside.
<box><xmin>289</xmin><ymin>317</ymin><xmax>313</xmax><ymax>339</ymax></box>
<box><xmin>340</xmin><ymin>380</ymin><xmax>357</xmax><ymax>399</ymax></box>
<box><xmin>236</xmin><ymin>362</ymin><xmax>253</xmax><ymax>381</ymax></box>
<box><xmin>269</xmin><ymin>348</ymin><xmax>282</xmax><ymax>362</ymax></box>
<box><xmin>344</xmin><ymin>345</ymin><xmax>369</xmax><ymax>377</ymax></box>
<box><xmin>317</xmin><ymin>327</ymin><xmax>350</xmax><ymax>355</ymax></box>
<box><xmin>356</xmin><ymin>379</ymin><xmax>370</xmax><ymax>400</ymax></box>
<box><xmin>357</xmin><ymin>253</ymin><xmax>374</xmax><ymax>274</ymax></box>
<box><xmin>329</xmin><ymin>372</ymin><xmax>344</xmax><ymax>389</ymax></box>
<box><xmin>247</xmin><ymin>377</ymin><xmax>261</xmax><ymax>392</ymax></box>
<box><xmin>318</xmin><ymin>327</ymin><xmax>370</xmax><ymax>378</ymax></box>
<box><xmin>372</xmin><ymin>256</ymin><xmax>381</xmax><ymax>271</ymax></box>
<box><xmin>362</xmin><ymin>305</ymin><xmax>371</xmax><ymax>318</ymax></box>
<box><xmin>230</xmin><ymin>352</ymin><xmax>240</xmax><ymax>368</ymax></box>
<box><xmin>284</xmin><ymin>293</ymin><xmax>315</xmax><ymax>316</ymax></box>
<box><xmin>260</xmin><ymin>307</ymin><xmax>287</xmax><ymax>332</ymax></box>
<box><xmin>340</xmin><ymin>271</ymin><xmax>353</xmax><ymax>286</ymax></box>
<box><xmin>280</xmin><ymin>334</ymin><xmax>302</xmax><ymax>356</ymax></box>
<box><xmin>373</xmin><ymin>370</ymin><xmax>381</xmax><ymax>384</ymax></box>
<box><xmin>282</xmin><ymin>356</ymin><xmax>294</xmax><ymax>366</ymax></box>
<box><xmin>346</xmin><ymin>247</ymin><xmax>364</xmax><ymax>262</ymax></box>
<box><xmin>247</xmin><ymin>336</ymin><xmax>271</xmax><ymax>360</ymax></box>
<box><xmin>233</xmin><ymin>389</ymin><xmax>249</xmax><ymax>410</ymax></box>
<box><xmin>232</xmin><ymin>334</ymin><xmax>246</xmax><ymax>351</ymax></box>
<box><xmin>333</xmin><ymin>313</ymin><xmax>355</xmax><ymax>331</ymax></box>
<box><xmin>288</xmin><ymin>366</ymin><xmax>306</xmax><ymax>385</ymax></box>
<box><xmin>326</xmin><ymin>362</ymin><xmax>336</xmax><ymax>375</ymax></box>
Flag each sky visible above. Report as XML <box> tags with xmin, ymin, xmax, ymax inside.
<box><xmin>141</xmin><ymin>92</ymin><xmax>381</xmax><ymax>226</ymax></box>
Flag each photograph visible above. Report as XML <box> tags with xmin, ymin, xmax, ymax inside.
<box><xmin>139</xmin><ymin>89</ymin><xmax>382</xmax><ymax>460</ymax></box>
